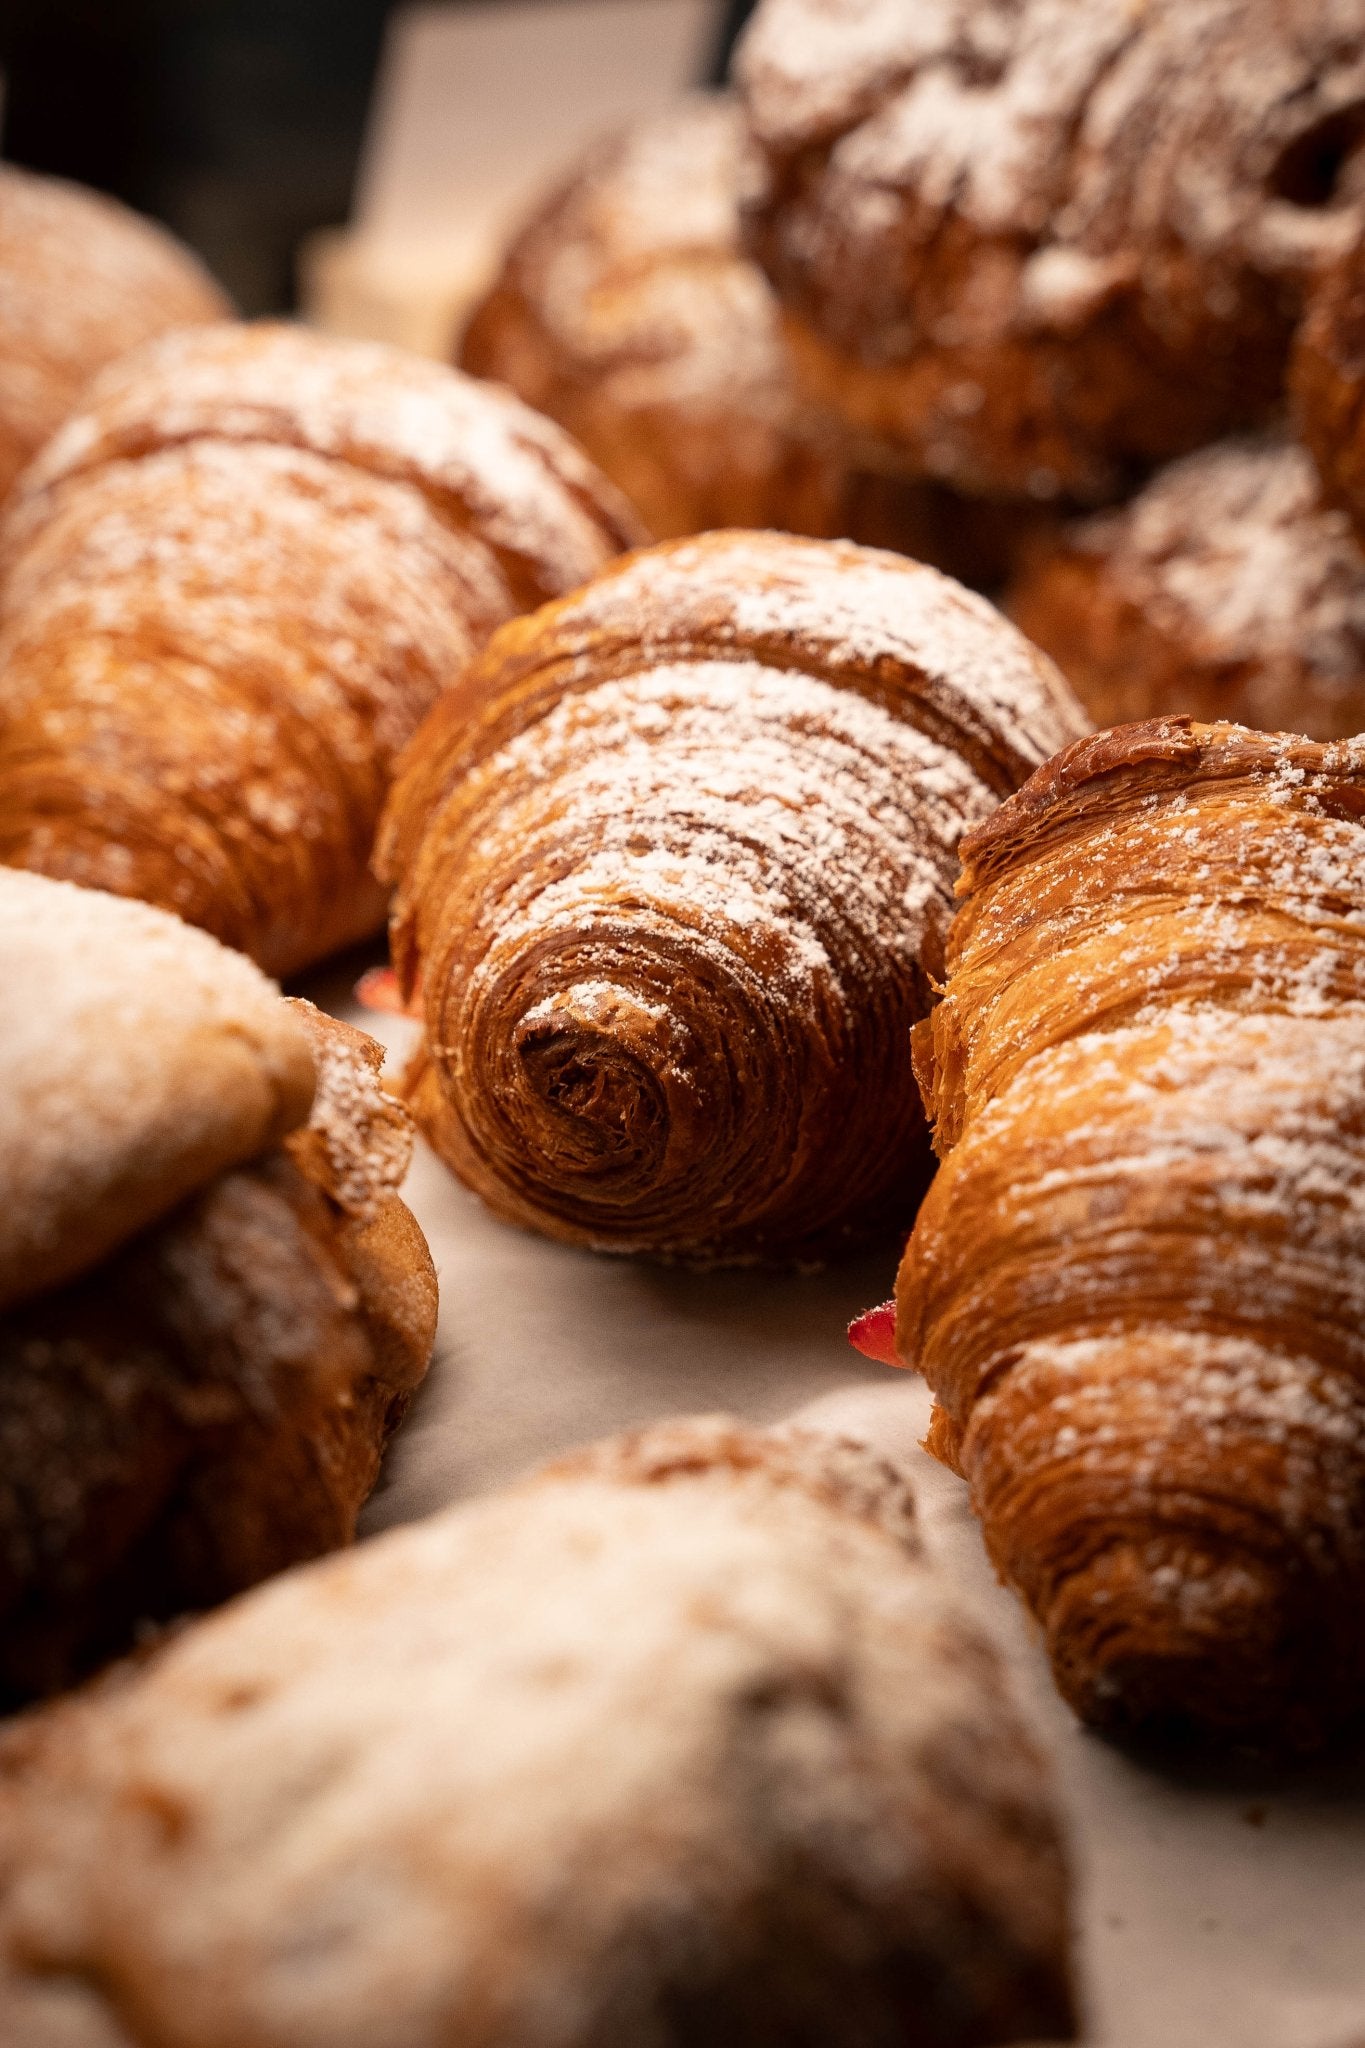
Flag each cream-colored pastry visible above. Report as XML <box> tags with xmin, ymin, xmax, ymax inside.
<box><xmin>0</xmin><ymin>1416</ymin><xmax>1077</xmax><ymax>2046</ymax></box>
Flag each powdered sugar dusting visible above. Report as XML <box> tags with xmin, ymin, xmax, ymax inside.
<box><xmin>397</xmin><ymin>530</ymin><xmax>1089</xmax><ymax>1260</ymax></box>
<box><xmin>284</xmin><ymin>1002</ymin><xmax>414</xmax><ymax>1216</ymax></box>
<box><xmin>460</xmin><ymin>659</ymin><xmax>990</xmax><ymax>1016</ymax></box>
<box><xmin>0</xmin><ymin>869</ymin><xmax>313</xmax><ymax>1306</ymax></box>
<box><xmin>740</xmin><ymin>0</ymin><xmax>1365</xmax><ymax>275</ymax></box>
<box><xmin>1053</xmin><ymin>438</ymin><xmax>1365</xmax><ymax>716</ymax></box>
<box><xmin>0</xmin><ymin>321</ymin><xmax>641</xmax><ymax>972</ymax></box>
<box><xmin>18</xmin><ymin>322</ymin><xmax>638</xmax><ymax>601</ymax></box>
<box><xmin>997</xmin><ymin>1331</ymin><xmax>1365</xmax><ymax>1567</ymax></box>
<box><xmin>0</xmin><ymin>438</ymin><xmax>496</xmax><ymax>736</ymax></box>
<box><xmin>472</xmin><ymin>98</ymin><xmax>803</xmax><ymax>452</ymax></box>
<box><xmin>738</xmin><ymin>0</ymin><xmax>1365</xmax><ymax>502</ymax></box>
<box><xmin>584</xmin><ymin>530</ymin><xmax>1088</xmax><ymax>772</ymax></box>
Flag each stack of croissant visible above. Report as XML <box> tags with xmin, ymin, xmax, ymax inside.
<box><xmin>447</xmin><ymin>0</ymin><xmax>1365</xmax><ymax>1751</ymax></box>
<box><xmin>0</xmin><ymin>153</ymin><xmax>1081</xmax><ymax>2048</ymax></box>
<box><xmin>465</xmin><ymin>0</ymin><xmax>1365</xmax><ymax>740</ymax></box>
<box><xmin>4</xmin><ymin>0</ymin><xmax>1365</xmax><ymax>2036</ymax></box>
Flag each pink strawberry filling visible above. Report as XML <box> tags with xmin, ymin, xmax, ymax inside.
<box><xmin>847</xmin><ymin>1299</ymin><xmax>903</xmax><ymax>1368</ymax></box>
<box><xmin>354</xmin><ymin>966</ymin><xmax>421</xmax><ymax>1017</ymax></box>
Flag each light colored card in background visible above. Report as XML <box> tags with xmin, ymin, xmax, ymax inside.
<box><xmin>302</xmin><ymin>0</ymin><xmax>722</xmax><ymax>356</ymax></box>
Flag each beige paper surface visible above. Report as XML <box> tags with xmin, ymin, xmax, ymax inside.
<box><xmin>311</xmin><ymin>966</ymin><xmax>1365</xmax><ymax>2048</ymax></box>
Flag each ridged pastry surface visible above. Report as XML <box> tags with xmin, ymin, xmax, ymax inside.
<box><xmin>0</xmin><ymin>323</ymin><xmax>640</xmax><ymax>975</ymax></box>
<box><xmin>380</xmin><ymin>530</ymin><xmax>1087</xmax><ymax>1263</ymax></box>
<box><xmin>902</xmin><ymin>718</ymin><xmax>1365</xmax><ymax>1745</ymax></box>
<box><xmin>20</xmin><ymin>320</ymin><xmax>644</xmax><ymax>609</ymax></box>
<box><xmin>0</xmin><ymin>1419</ymin><xmax>1076</xmax><ymax>2047</ymax></box>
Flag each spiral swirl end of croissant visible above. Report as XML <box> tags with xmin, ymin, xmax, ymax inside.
<box><xmin>381</xmin><ymin>530</ymin><xmax>1088</xmax><ymax>1264</ymax></box>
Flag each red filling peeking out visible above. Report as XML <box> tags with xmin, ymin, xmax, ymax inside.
<box><xmin>847</xmin><ymin>1299</ymin><xmax>903</xmax><ymax>1368</ymax></box>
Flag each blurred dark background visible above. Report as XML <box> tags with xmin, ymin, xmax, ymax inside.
<box><xmin>0</xmin><ymin>0</ymin><xmax>754</xmax><ymax>314</ymax></box>
<box><xmin>0</xmin><ymin>1</ymin><xmax>392</xmax><ymax>311</ymax></box>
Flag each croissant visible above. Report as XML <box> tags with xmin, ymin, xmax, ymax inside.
<box><xmin>0</xmin><ymin>163</ymin><xmax>229</xmax><ymax>502</ymax></box>
<box><xmin>0</xmin><ymin>869</ymin><xmax>437</xmax><ymax>1705</ymax></box>
<box><xmin>735</xmin><ymin>0</ymin><xmax>1365</xmax><ymax>503</ymax></box>
<box><xmin>895</xmin><ymin>718</ymin><xmax>1365</xmax><ymax>1748</ymax></box>
<box><xmin>378</xmin><ymin>530</ymin><xmax>1087</xmax><ymax>1263</ymax></box>
<box><xmin>461</xmin><ymin>94</ymin><xmax>1050</xmax><ymax>589</ymax></box>
<box><xmin>0</xmin><ymin>322</ymin><xmax>640</xmax><ymax>976</ymax></box>
<box><xmin>1007</xmin><ymin>438</ymin><xmax>1365</xmax><ymax>742</ymax></box>
<box><xmin>0</xmin><ymin>1415</ymin><xmax>1077</xmax><ymax>2047</ymax></box>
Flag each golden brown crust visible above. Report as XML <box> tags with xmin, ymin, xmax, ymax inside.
<box><xmin>0</xmin><ymin>323</ymin><xmax>639</xmax><ymax>976</ymax></box>
<box><xmin>460</xmin><ymin>97</ymin><xmax>852</xmax><ymax>542</ymax></box>
<box><xmin>1007</xmin><ymin>440</ymin><xmax>1365</xmax><ymax>741</ymax></box>
<box><xmin>0</xmin><ymin>1417</ymin><xmax>1076</xmax><ymax>2046</ymax></box>
<box><xmin>378</xmin><ymin>531</ymin><xmax>1087</xmax><ymax>1263</ymax></box>
<box><xmin>899</xmin><ymin>717</ymin><xmax>1365</xmax><ymax>1746</ymax></box>
<box><xmin>0</xmin><ymin>164</ymin><xmax>229</xmax><ymax>502</ymax></box>
<box><xmin>18</xmin><ymin>321</ymin><xmax>645</xmax><ymax>610</ymax></box>
<box><xmin>737</xmin><ymin>0</ymin><xmax>1365</xmax><ymax>501</ymax></box>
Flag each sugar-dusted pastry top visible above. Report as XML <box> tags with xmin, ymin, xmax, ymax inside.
<box><xmin>0</xmin><ymin>889</ymin><xmax>435</xmax><ymax>1707</ymax></box>
<box><xmin>282</xmin><ymin>1000</ymin><xmax>415</xmax><ymax>1217</ymax></box>
<box><xmin>383</xmin><ymin>529</ymin><xmax>1090</xmax><ymax>875</ymax></box>
<box><xmin>19</xmin><ymin>320</ymin><xmax>646</xmax><ymax>606</ymax></box>
<box><xmin>0</xmin><ymin>869</ymin><xmax>315</xmax><ymax>1311</ymax></box>
<box><xmin>0</xmin><ymin>1417</ymin><xmax>1076</xmax><ymax>2047</ymax></box>
<box><xmin>900</xmin><ymin>718</ymin><xmax>1365</xmax><ymax>1744</ymax></box>
<box><xmin>0</xmin><ymin>163</ymin><xmax>229</xmax><ymax>501</ymax></box>
<box><xmin>462</xmin><ymin>99</ymin><xmax>783</xmax><ymax>406</ymax></box>
<box><xmin>921</xmin><ymin>718</ymin><xmax>1365</xmax><ymax>1147</ymax></box>
<box><xmin>461</xmin><ymin>98</ymin><xmax>1064</xmax><ymax>581</ymax></box>
<box><xmin>736</xmin><ymin>0</ymin><xmax>1365</xmax><ymax>498</ymax></box>
<box><xmin>1007</xmin><ymin>439</ymin><xmax>1365</xmax><ymax>740</ymax></box>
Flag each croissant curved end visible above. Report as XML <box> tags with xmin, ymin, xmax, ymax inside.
<box><xmin>1045</xmin><ymin>1533</ymin><xmax>1317</xmax><ymax>1748</ymax></box>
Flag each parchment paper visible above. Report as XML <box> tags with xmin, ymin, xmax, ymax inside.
<box><xmin>305</xmin><ymin>960</ymin><xmax>1365</xmax><ymax>2048</ymax></box>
